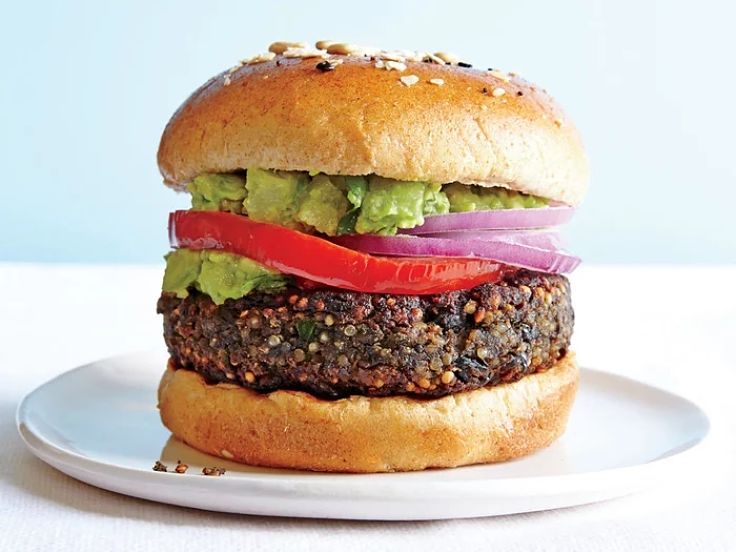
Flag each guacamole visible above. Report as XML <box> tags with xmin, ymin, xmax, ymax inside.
<box><xmin>162</xmin><ymin>249</ymin><xmax>287</xmax><ymax>304</ymax></box>
<box><xmin>188</xmin><ymin>169</ymin><xmax>547</xmax><ymax>236</ymax></box>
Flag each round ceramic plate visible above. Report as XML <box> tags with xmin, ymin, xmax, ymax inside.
<box><xmin>16</xmin><ymin>351</ymin><xmax>709</xmax><ymax>520</ymax></box>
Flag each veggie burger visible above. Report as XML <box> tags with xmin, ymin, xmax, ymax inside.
<box><xmin>156</xmin><ymin>41</ymin><xmax>588</xmax><ymax>472</ymax></box>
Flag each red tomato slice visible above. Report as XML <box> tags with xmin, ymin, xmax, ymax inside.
<box><xmin>169</xmin><ymin>210</ymin><xmax>512</xmax><ymax>295</ymax></box>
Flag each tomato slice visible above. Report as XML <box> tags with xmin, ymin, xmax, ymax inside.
<box><xmin>169</xmin><ymin>210</ymin><xmax>511</xmax><ymax>295</ymax></box>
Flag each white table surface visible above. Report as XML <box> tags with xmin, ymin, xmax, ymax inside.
<box><xmin>1</xmin><ymin>263</ymin><xmax>734</xmax><ymax>551</ymax></box>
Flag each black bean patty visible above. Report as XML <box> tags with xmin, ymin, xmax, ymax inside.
<box><xmin>158</xmin><ymin>270</ymin><xmax>573</xmax><ymax>399</ymax></box>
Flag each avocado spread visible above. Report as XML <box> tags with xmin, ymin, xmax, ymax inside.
<box><xmin>355</xmin><ymin>177</ymin><xmax>449</xmax><ymax>234</ymax></box>
<box><xmin>444</xmin><ymin>182</ymin><xmax>548</xmax><ymax>211</ymax></box>
<box><xmin>162</xmin><ymin>249</ymin><xmax>287</xmax><ymax>305</ymax></box>
<box><xmin>188</xmin><ymin>173</ymin><xmax>247</xmax><ymax>213</ymax></box>
<box><xmin>188</xmin><ymin>169</ymin><xmax>547</xmax><ymax>236</ymax></box>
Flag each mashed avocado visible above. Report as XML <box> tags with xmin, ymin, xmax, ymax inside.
<box><xmin>188</xmin><ymin>173</ymin><xmax>247</xmax><ymax>213</ymax></box>
<box><xmin>295</xmin><ymin>174</ymin><xmax>349</xmax><ymax>235</ymax></box>
<box><xmin>355</xmin><ymin>177</ymin><xmax>449</xmax><ymax>235</ymax></box>
<box><xmin>444</xmin><ymin>183</ymin><xmax>548</xmax><ymax>212</ymax></box>
<box><xmin>162</xmin><ymin>249</ymin><xmax>287</xmax><ymax>304</ymax></box>
<box><xmin>187</xmin><ymin>169</ymin><xmax>547</xmax><ymax>236</ymax></box>
<box><xmin>336</xmin><ymin>176</ymin><xmax>368</xmax><ymax>235</ymax></box>
<box><xmin>244</xmin><ymin>168</ymin><xmax>308</xmax><ymax>229</ymax></box>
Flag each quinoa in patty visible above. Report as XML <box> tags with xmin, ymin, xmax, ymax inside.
<box><xmin>157</xmin><ymin>269</ymin><xmax>573</xmax><ymax>399</ymax></box>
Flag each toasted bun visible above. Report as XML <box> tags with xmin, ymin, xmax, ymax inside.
<box><xmin>157</xmin><ymin>353</ymin><xmax>578</xmax><ymax>473</ymax></box>
<box><xmin>158</xmin><ymin>54</ymin><xmax>588</xmax><ymax>205</ymax></box>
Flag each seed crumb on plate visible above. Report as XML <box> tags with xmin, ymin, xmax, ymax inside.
<box><xmin>202</xmin><ymin>466</ymin><xmax>227</xmax><ymax>476</ymax></box>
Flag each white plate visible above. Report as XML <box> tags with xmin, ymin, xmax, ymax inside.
<box><xmin>16</xmin><ymin>351</ymin><xmax>709</xmax><ymax>520</ymax></box>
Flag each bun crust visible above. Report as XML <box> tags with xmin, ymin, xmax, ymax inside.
<box><xmin>158</xmin><ymin>56</ymin><xmax>588</xmax><ymax>205</ymax></box>
<box><xmin>157</xmin><ymin>353</ymin><xmax>578</xmax><ymax>473</ymax></box>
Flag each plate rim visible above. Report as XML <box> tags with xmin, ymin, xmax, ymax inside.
<box><xmin>15</xmin><ymin>351</ymin><xmax>713</xmax><ymax>502</ymax></box>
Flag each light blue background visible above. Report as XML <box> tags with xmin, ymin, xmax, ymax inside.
<box><xmin>2</xmin><ymin>0</ymin><xmax>734</xmax><ymax>263</ymax></box>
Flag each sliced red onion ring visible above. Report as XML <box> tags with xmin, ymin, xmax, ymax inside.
<box><xmin>401</xmin><ymin>205</ymin><xmax>575</xmax><ymax>235</ymax></box>
<box><xmin>331</xmin><ymin>233</ymin><xmax>580</xmax><ymax>274</ymax></box>
<box><xmin>423</xmin><ymin>229</ymin><xmax>565</xmax><ymax>250</ymax></box>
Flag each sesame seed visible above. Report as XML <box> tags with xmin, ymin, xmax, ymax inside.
<box><xmin>244</xmin><ymin>52</ymin><xmax>276</xmax><ymax>64</ymax></box>
<box><xmin>422</xmin><ymin>53</ymin><xmax>446</xmax><ymax>65</ymax></box>
<box><xmin>488</xmin><ymin>69</ymin><xmax>511</xmax><ymax>82</ymax></box>
<box><xmin>268</xmin><ymin>41</ymin><xmax>307</xmax><ymax>54</ymax></box>
<box><xmin>554</xmin><ymin>118</ymin><xmax>563</xmax><ymax>127</ymax></box>
<box><xmin>326</xmin><ymin>43</ymin><xmax>379</xmax><ymax>56</ymax></box>
<box><xmin>282</xmin><ymin>47</ymin><xmax>328</xmax><ymax>59</ymax></box>
<box><xmin>223</xmin><ymin>75</ymin><xmax>231</xmax><ymax>86</ymax></box>
<box><xmin>374</xmin><ymin>60</ymin><xmax>385</xmax><ymax>69</ymax></box>
<box><xmin>434</xmin><ymin>51</ymin><xmax>460</xmax><ymax>65</ymax></box>
<box><xmin>429</xmin><ymin>78</ymin><xmax>445</xmax><ymax>86</ymax></box>
<box><xmin>399</xmin><ymin>49</ymin><xmax>424</xmax><ymax>62</ymax></box>
<box><xmin>244</xmin><ymin>371</ymin><xmax>256</xmax><ymax>383</ymax></box>
<box><xmin>379</xmin><ymin>51</ymin><xmax>406</xmax><ymax>63</ymax></box>
<box><xmin>315</xmin><ymin>39</ymin><xmax>335</xmax><ymax>50</ymax></box>
<box><xmin>492</xmin><ymin>87</ymin><xmax>506</xmax><ymax>97</ymax></box>
<box><xmin>385</xmin><ymin>60</ymin><xmax>407</xmax><ymax>72</ymax></box>
<box><xmin>517</xmin><ymin>90</ymin><xmax>524</xmax><ymax>96</ymax></box>
<box><xmin>400</xmin><ymin>74</ymin><xmax>420</xmax><ymax>86</ymax></box>
<box><xmin>457</xmin><ymin>61</ymin><xmax>472</xmax><ymax>68</ymax></box>
<box><xmin>220</xmin><ymin>449</ymin><xmax>235</xmax><ymax>459</ymax></box>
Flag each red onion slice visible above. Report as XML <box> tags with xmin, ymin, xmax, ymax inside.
<box><xmin>401</xmin><ymin>205</ymin><xmax>575</xmax><ymax>234</ymax></box>
<box><xmin>424</xmin><ymin>229</ymin><xmax>565</xmax><ymax>250</ymax></box>
<box><xmin>331</xmin><ymin>233</ymin><xmax>580</xmax><ymax>274</ymax></box>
